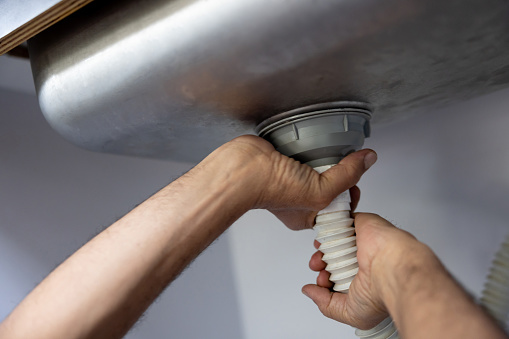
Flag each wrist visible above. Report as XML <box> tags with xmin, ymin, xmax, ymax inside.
<box><xmin>205</xmin><ymin>138</ymin><xmax>274</xmax><ymax>209</ymax></box>
<box><xmin>185</xmin><ymin>143</ymin><xmax>267</xmax><ymax>213</ymax></box>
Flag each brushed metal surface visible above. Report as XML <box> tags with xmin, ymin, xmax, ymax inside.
<box><xmin>29</xmin><ymin>0</ymin><xmax>509</xmax><ymax>162</ymax></box>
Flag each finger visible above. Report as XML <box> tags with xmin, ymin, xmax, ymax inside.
<box><xmin>353</xmin><ymin>212</ymin><xmax>396</xmax><ymax>236</ymax></box>
<box><xmin>314</xmin><ymin>240</ymin><xmax>321</xmax><ymax>249</ymax></box>
<box><xmin>302</xmin><ymin>284</ymin><xmax>348</xmax><ymax>322</ymax></box>
<box><xmin>309</xmin><ymin>251</ymin><xmax>326</xmax><ymax>271</ymax></box>
<box><xmin>316</xmin><ymin>270</ymin><xmax>333</xmax><ymax>288</ymax></box>
<box><xmin>350</xmin><ymin>185</ymin><xmax>361</xmax><ymax>212</ymax></box>
<box><xmin>320</xmin><ymin>149</ymin><xmax>377</xmax><ymax>199</ymax></box>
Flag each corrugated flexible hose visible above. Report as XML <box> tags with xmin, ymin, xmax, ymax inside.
<box><xmin>314</xmin><ymin>165</ymin><xmax>399</xmax><ymax>339</ymax></box>
<box><xmin>481</xmin><ymin>235</ymin><xmax>509</xmax><ymax>332</ymax></box>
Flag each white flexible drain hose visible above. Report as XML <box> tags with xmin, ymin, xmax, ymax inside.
<box><xmin>314</xmin><ymin>165</ymin><xmax>399</xmax><ymax>339</ymax></box>
<box><xmin>481</xmin><ymin>235</ymin><xmax>509</xmax><ymax>331</ymax></box>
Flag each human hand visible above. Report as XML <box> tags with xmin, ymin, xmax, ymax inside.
<box><xmin>209</xmin><ymin>135</ymin><xmax>376</xmax><ymax>230</ymax></box>
<box><xmin>302</xmin><ymin>213</ymin><xmax>428</xmax><ymax>329</ymax></box>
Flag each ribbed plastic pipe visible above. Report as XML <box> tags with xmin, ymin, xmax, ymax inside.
<box><xmin>481</xmin><ymin>235</ymin><xmax>509</xmax><ymax>331</ymax></box>
<box><xmin>314</xmin><ymin>165</ymin><xmax>399</xmax><ymax>339</ymax></box>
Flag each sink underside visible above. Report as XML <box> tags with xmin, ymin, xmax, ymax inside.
<box><xmin>29</xmin><ymin>0</ymin><xmax>509</xmax><ymax>162</ymax></box>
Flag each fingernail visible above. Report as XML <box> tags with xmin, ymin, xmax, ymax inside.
<box><xmin>364</xmin><ymin>151</ymin><xmax>377</xmax><ymax>170</ymax></box>
<box><xmin>302</xmin><ymin>289</ymin><xmax>310</xmax><ymax>298</ymax></box>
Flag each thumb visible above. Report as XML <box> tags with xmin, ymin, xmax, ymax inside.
<box><xmin>302</xmin><ymin>284</ymin><xmax>348</xmax><ymax>322</ymax></box>
<box><xmin>320</xmin><ymin>149</ymin><xmax>377</xmax><ymax>197</ymax></box>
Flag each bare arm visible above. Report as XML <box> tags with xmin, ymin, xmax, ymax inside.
<box><xmin>304</xmin><ymin>213</ymin><xmax>508</xmax><ymax>339</ymax></box>
<box><xmin>0</xmin><ymin>135</ymin><xmax>374</xmax><ymax>339</ymax></box>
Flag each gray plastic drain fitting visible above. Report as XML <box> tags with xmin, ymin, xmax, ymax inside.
<box><xmin>255</xmin><ymin>102</ymin><xmax>372</xmax><ymax>168</ymax></box>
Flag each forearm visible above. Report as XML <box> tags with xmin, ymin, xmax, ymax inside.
<box><xmin>0</xmin><ymin>154</ymin><xmax>254</xmax><ymax>339</ymax></box>
<box><xmin>380</xmin><ymin>243</ymin><xmax>508</xmax><ymax>339</ymax></box>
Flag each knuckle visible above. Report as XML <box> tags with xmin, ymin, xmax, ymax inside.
<box><xmin>344</xmin><ymin>160</ymin><xmax>363</xmax><ymax>180</ymax></box>
<box><xmin>319</xmin><ymin>304</ymin><xmax>333</xmax><ymax>319</ymax></box>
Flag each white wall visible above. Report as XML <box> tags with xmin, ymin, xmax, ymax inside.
<box><xmin>228</xmin><ymin>89</ymin><xmax>509</xmax><ymax>338</ymax></box>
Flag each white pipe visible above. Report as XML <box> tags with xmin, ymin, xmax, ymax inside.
<box><xmin>314</xmin><ymin>165</ymin><xmax>399</xmax><ymax>339</ymax></box>
<box><xmin>481</xmin><ymin>235</ymin><xmax>509</xmax><ymax>331</ymax></box>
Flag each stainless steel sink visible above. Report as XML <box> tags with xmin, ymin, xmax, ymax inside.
<box><xmin>28</xmin><ymin>0</ymin><xmax>509</xmax><ymax>162</ymax></box>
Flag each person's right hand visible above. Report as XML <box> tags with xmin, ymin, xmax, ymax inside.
<box><xmin>302</xmin><ymin>213</ymin><xmax>435</xmax><ymax>330</ymax></box>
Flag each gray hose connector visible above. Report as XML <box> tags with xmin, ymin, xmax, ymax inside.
<box><xmin>255</xmin><ymin>102</ymin><xmax>372</xmax><ymax>168</ymax></box>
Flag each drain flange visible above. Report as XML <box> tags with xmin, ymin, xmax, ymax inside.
<box><xmin>256</xmin><ymin>102</ymin><xmax>372</xmax><ymax>168</ymax></box>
